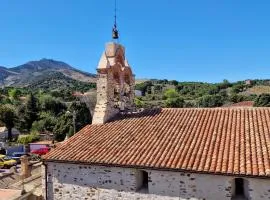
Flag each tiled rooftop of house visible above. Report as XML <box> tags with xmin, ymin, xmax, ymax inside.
<box><xmin>44</xmin><ymin>107</ymin><xmax>270</xmax><ymax>177</ymax></box>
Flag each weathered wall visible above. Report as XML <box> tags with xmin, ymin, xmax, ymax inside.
<box><xmin>92</xmin><ymin>72</ymin><xmax>119</xmax><ymax>124</ymax></box>
<box><xmin>43</xmin><ymin>162</ymin><xmax>142</xmax><ymax>200</ymax></box>
<box><xmin>247</xmin><ymin>178</ymin><xmax>270</xmax><ymax>200</ymax></box>
<box><xmin>148</xmin><ymin>170</ymin><xmax>233</xmax><ymax>200</ymax></box>
<box><xmin>43</xmin><ymin>162</ymin><xmax>270</xmax><ymax>200</ymax></box>
<box><xmin>92</xmin><ymin>42</ymin><xmax>135</xmax><ymax>124</ymax></box>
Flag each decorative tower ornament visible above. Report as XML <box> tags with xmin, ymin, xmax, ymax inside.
<box><xmin>112</xmin><ymin>0</ymin><xmax>119</xmax><ymax>39</ymax></box>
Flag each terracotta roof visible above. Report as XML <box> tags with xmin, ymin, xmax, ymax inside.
<box><xmin>224</xmin><ymin>101</ymin><xmax>254</xmax><ymax>107</ymax></box>
<box><xmin>44</xmin><ymin>107</ymin><xmax>270</xmax><ymax>177</ymax></box>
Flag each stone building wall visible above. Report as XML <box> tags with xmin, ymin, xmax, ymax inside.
<box><xmin>247</xmin><ymin>178</ymin><xmax>270</xmax><ymax>199</ymax></box>
<box><xmin>148</xmin><ymin>170</ymin><xmax>233</xmax><ymax>200</ymax></box>
<box><xmin>43</xmin><ymin>162</ymin><xmax>142</xmax><ymax>200</ymax></box>
<box><xmin>92</xmin><ymin>42</ymin><xmax>135</xmax><ymax>124</ymax></box>
<box><xmin>92</xmin><ymin>71</ymin><xmax>119</xmax><ymax>124</ymax></box>
<box><xmin>43</xmin><ymin>162</ymin><xmax>270</xmax><ymax>200</ymax></box>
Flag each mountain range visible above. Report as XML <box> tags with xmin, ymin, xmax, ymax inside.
<box><xmin>0</xmin><ymin>59</ymin><xmax>96</xmax><ymax>88</ymax></box>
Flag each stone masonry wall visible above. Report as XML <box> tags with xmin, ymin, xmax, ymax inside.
<box><xmin>92</xmin><ymin>42</ymin><xmax>135</xmax><ymax>124</ymax></box>
<box><xmin>43</xmin><ymin>162</ymin><xmax>270</xmax><ymax>200</ymax></box>
<box><xmin>148</xmin><ymin>170</ymin><xmax>232</xmax><ymax>200</ymax></box>
<box><xmin>44</xmin><ymin>162</ymin><xmax>142</xmax><ymax>200</ymax></box>
<box><xmin>92</xmin><ymin>72</ymin><xmax>119</xmax><ymax>124</ymax></box>
<box><xmin>247</xmin><ymin>178</ymin><xmax>270</xmax><ymax>199</ymax></box>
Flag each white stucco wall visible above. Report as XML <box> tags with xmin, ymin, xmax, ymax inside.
<box><xmin>43</xmin><ymin>162</ymin><xmax>270</xmax><ymax>200</ymax></box>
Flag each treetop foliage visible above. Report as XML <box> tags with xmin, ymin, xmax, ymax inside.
<box><xmin>134</xmin><ymin>79</ymin><xmax>270</xmax><ymax>108</ymax></box>
<box><xmin>0</xmin><ymin>86</ymin><xmax>93</xmax><ymax>143</ymax></box>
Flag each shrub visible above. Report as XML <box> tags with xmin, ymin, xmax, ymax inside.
<box><xmin>135</xmin><ymin>98</ymin><xmax>145</xmax><ymax>108</ymax></box>
<box><xmin>164</xmin><ymin>89</ymin><xmax>179</xmax><ymax>99</ymax></box>
<box><xmin>197</xmin><ymin>95</ymin><xmax>224</xmax><ymax>108</ymax></box>
<box><xmin>17</xmin><ymin>132</ymin><xmax>40</xmax><ymax>145</ymax></box>
<box><xmin>254</xmin><ymin>94</ymin><xmax>270</xmax><ymax>107</ymax></box>
<box><xmin>165</xmin><ymin>97</ymin><xmax>185</xmax><ymax>108</ymax></box>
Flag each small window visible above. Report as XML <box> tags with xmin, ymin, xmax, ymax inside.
<box><xmin>235</xmin><ymin>178</ymin><xmax>244</xmax><ymax>195</ymax></box>
<box><xmin>142</xmin><ymin>171</ymin><xmax>148</xmax><ymax>189</ymax></box>
<box><xmin>233</xmin><ymin>178</ymin><xmax>248</xmax><ymax>199</ymax></box>
<box><xmin>138</xmin><ymin>170</ymin><xmax>149</xmax><ymax>193</ymax></box>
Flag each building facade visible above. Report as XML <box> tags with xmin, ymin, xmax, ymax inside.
<box><xmin>43</xmin><ymin>42</ymin><xmax>270</xmax><ymax>200</ymax></box>
<box><xmin>43</xmin><ymin>162</ymin><xmax>270</xmax><ymax>200</ymax></box>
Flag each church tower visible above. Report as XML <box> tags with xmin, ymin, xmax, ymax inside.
<box><xmin>92</xmin><ymin>42</ymin><xmax>135</xmax><ymax>124</ymax></box>
<box><xmin>92</xmin><ymin>1</ymin><xmax>135</xmax><ymax>124</ymax></box>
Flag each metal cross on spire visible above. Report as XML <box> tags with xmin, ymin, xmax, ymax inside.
<box><xmin>112</xmin><ymin>0</ymin><xmax>119</xmax><ymax>39</ymax></box>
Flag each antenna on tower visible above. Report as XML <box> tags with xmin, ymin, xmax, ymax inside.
<box><xmin>112</xmin><ymin>0</ymin><xmax>119</xmax><ymax>40</ymax></box>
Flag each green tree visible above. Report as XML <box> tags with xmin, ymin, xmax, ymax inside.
<box><xmin>69</xmin><ymin>102</ymin><xmax>91</xmax><ymax>133</ymax></box>
<box><xmin>217</xmin><ymin>79</ymin><xmax>231</xmax><ymax>89</ymax></box>
<box><xmin>198</xmin><ymin>95</ymin><xmax>224</xmax><ymax>108</ymax></box>
<box><xmin>17</xmin><ymin>131</ymin><xmax>40</xmax><ymax>145</ymax></box>
<box><xmin>135</xmin><ymin>97</ymin><xmax>145</xmax><ymax>108</ymax></box>
<box><xmin>219</xmin><ymin>90</ymin><xmax>228</xmax><ymax>98</ymax></box>
<box><xmin>169</xmin><ymin>80</ymin><xmax>178</xmax><ymax>86</ymax></box>
<box><xmin>39</xmin><ymin>94</ymin><xmax>66</xmax><ymax>115</ymax></box>
<box><xmin>165</xmin><ymin>97</ymin><xmax>185</xmax><ymax>108</ymax></box>
<box><xmin>254</xmin><ymin>94</ymin><xmax>270</xmax><ymax>107</ymax></box>
<box><xmin>0</xmin><ymin>96</ymin><xmax>12</xmax><ymax>104</ymax></box>
<box><xmin>53</xmin><ymin>113</ymin><xmax>73</xmax><ymax>141</ymax></box>
<box><xmin>0</xmin><ymin>104</ymin><xmax>17</xmax><ymax>141</ymax></box>
<box><xmin>135</xmin><ymin>81</ymin><xmax>153</xmax><ymax>96</ymax></box>
<box><xmin>8</xmin><ymin>88</ymin><xmax>21</xmax><ymax>100</ymax></box>
<box><xmin>208</xmin><ymin>86</ymin><xmax>219</xmax><ymax>95</ymax></box>
<box><xmin>31</xmin><ymin>112</ymin><xmax>57</xmax><ymax>133</ymax></box>
<box><xmin>229</xmin><ymin>94</ymin><xmax>245</xmax><ymax>103</ymax></box>
<box><xmin>15</xmin><ymin>104</ymin><xmax>27</xmax><ymax>132</ymax></box>
<box><xmin>231</xmin><ymin>84</ymin><xmax>245</xmax><ymax>93</ymax></box>
<box><xmin>164</xmin><ymin>89</ymin><xmax>179</xmax><ymax>99</ymax></box>
<box><xmin>24</xmin><ymin>93</ymin><xmax>38</xmax><ymax>130</ymax></box>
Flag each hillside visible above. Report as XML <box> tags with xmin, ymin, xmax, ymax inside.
<box><xmin>135</xmin><ymin>79</ymin><xmax>270</xmax><ymax>108</ymax></box>
<box><xmin>0</xmin><ymin>59</ymin><xmax>96</xmax><ymax>89</ymax></box>
<box><xmin>0</xmin><ymin>66</ymin><xmax>19</xmax><ymax>79</ymax></box>
<box><xmin>242</xmin><ymin>85</ymin><xmax>270</xmax><ymax>95</ymax></box>
<box><xmin>1</xmin><ymin>59</ymin><xmax>270</xmax><ymax>109</ymax></box>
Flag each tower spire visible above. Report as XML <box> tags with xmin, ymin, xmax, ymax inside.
<box><xmin>112</xmin><ymin>0</ymin><xmax>119</xmax><ymax>39</ymax></box>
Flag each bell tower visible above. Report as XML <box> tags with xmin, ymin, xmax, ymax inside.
<box><xmin>92</xmin><ymin>0</ymin><xmax>134</xmax><ymax>124</ymax></box>
<box><xmin>92</xmin><ymin>42</ymin><xmax>135</xmax><ymax>124</ymax></box>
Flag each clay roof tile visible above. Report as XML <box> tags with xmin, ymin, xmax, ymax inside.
<box><xmin>44</xmin><ymin>107</ymin><xmax>270</xmax><ymax>177</ymax></box>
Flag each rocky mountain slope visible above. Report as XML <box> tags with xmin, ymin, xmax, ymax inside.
<box><xmin>0</xmin><ymin>59</ymin><xmax>96</xmax><ymax>88</ymax></box>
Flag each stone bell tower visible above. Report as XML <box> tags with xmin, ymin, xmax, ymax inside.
<box><xmin>92</xmin><ymin>42</ymin><xmax>135</xmax><ymax>124</ymax></box>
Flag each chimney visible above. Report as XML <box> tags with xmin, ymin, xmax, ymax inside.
<box><xmin>20</xmin><ymin>155</ymin><xmax>31</xmax><ymax>179</ymax></box>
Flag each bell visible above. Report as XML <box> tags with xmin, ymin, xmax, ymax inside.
<box><xmin>112</xmin><ymin>28</ymin><xmax>119</xmax><ymax>39</ymax></box>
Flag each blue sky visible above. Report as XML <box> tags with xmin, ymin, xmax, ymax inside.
<box><xmin>0</xmin><ymin>0</ymin><xmax>270</xmax><ymax>82</ymax></box>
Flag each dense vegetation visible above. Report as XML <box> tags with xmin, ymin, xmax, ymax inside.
<box><xmin>0</xmin><ymin>86</ymin><xmax>93</xmax><ymax>143</ymax></box>
<box><xmin>1</xmin><ymin>78</ymin><xmax>270</xmax><ymax>143</ymax></box>
<box><xmin>135</xmin><ymin>79</ymin><xmax>270</xmax><ymax>108</ymax></box>
<box><xmin>27</xmin><ymin>72</ymin><xmax>96</xmax><ymax>92</ymax></box>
